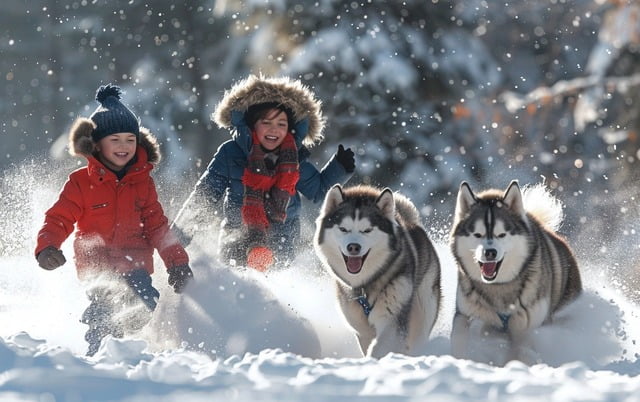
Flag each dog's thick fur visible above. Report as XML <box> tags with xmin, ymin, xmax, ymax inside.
<box><xmin>450</xmin><ymin>180</ymin><xmax>582</xmax><ymax>362</ymax></box>
<box><xmin>314</xmin><ymin>184</ymin><xmax>441</xmax><ymax>358</ymax></box>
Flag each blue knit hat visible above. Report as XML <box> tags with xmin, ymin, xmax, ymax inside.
<box><xmin>90</xmin><ymin>84</ymin><xmax>140</xmax><ymax>142</ymax></box>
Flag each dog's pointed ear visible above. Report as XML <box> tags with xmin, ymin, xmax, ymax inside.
<box><xmin>321</xmin><ymin>184</ymin><xmax>344</xmax><ymax>214</ymax></box>
<box><xmin>376</xmin><ymin>188</ymin><xmax>396</xmax><ymax>221</ymax></box>
<box><xmin>502</xmin><ymin>180</ymin><xmax>526</xmax><ymax>218</ymax></box>
<box><xmin>454</xmin><ymin>181</ymin><xmax>477</xmax><ymax>223</ymax></box>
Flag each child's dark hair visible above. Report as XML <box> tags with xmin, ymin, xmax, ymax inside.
<box><xmin>245</xmin><ymin>102</ymin><xmax>295</xmax><ymax>131</ymax></box>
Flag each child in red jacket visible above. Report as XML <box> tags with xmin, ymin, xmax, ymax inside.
<box><xmin>35</xmin><ymin>84</ymin><xmax>194</xmax><ymax>356</ymax></box>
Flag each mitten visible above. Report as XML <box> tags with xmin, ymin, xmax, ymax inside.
<box><xmin>167</xmin><ymin>264</ymin><xmax>194</xmax><ymax>293</ymax></box>
<box><xmin>336</xmin><ymin>144</ymin><xmax>355</xmax><ymax>173</ymax></box>
<box><xmin>36</xmin><ymin>246</ymin><xmax>66</xmax><ymax>270</ymax></box>
<box><xmin>247</xmin><ymin>247</ymin><xmax>274</xmax><ymax>272</ymax></box>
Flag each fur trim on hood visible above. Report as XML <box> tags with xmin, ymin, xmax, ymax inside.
<box><xmin>67</xmin><ymin>117</ymin><xmax>161</xmax><ymax>164</ymax></box>
<box><xmin>212</xmin><ymin>75</ymin><xmax>325</xmax><ymax>147</ymax></box>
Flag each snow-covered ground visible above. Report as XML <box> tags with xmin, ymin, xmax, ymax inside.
<box><xmin>2</xmin><ymin>243</ymin><xmax>640</xmax><ymax>400</ymax></box>
<box><xmin>2</xmin><ymin>163</ymin><xmax>640</xmax><ymax>401</ymax></box>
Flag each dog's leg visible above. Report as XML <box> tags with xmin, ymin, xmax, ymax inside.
<box><xmin>367</xmin><ymin>324</ymin><xmax>405</xmax><ymax>358</ymax></box>
<box><xmin>338</xmin><ymin>298</ymin><xmax>376</xmax><ymax>356</ymax></box>
<box><xmin>356</xmin><ymin>328</ymin><xmax>375</xmax><ymax>356</ymax></box>
<box><xmin>506</xmin><ymin>330</ymin><xmax>538</xmax><ymax>365</ymax></box>
<box><xmin>451</xmin><ymin>310</ymin><xmax>471</xmax><ymax>359</ymax></box>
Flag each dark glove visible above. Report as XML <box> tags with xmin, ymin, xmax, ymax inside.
<box><xmin>167</xmin><ymin>264</ymin><xmax>194</xmax><ymax>293</ymax></box>
<box><xmin>36</xmin><ymin>246</ymin><xmax>66</xmax><ymax>270</ymax></box>
<box><xmin>336</xmin><ymin>144</ymin><xmax>355</xmax><ymax>173</ymax></box>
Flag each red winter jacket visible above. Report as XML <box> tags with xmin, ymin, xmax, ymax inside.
<box><xmin>35</xmin><ymin>122</ymin><xmax>188</xmax><ymax>280</ymax></box>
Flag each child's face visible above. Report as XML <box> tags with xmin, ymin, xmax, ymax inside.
<box><xmin>95</xmin><ymin>132</ymin><xmax>137</xmax><ymax>170</ymax></box>
<box><xmin>253</xmin><ymin>109</ymin><xmax>289</xmax><ymax>151</ymax></box>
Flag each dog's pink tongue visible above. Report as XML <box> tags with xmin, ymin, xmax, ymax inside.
<box><xmin>346</xmin><ymin>256</ymin><xmax>363</xmax><ymax>274</ymax></box>
<box><xmin>481</xmin><ymin>261</ymin><xmax>497</xmax><ymax>277</ymax></box>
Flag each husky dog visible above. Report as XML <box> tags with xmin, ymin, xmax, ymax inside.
<box><xmin>450</xmin><ymin>180</ymin><xmax>582</xmax><ymax>362</ymax></box>
<box><xmin>314</xmin><ymin>184</ymin><xmax>441</xmax><ymax>358</ymax></box>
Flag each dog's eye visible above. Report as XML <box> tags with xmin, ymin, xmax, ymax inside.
<box><xmin>497</xmin><ymin>233</ymin><xmax>507</xmax><ymax>238</ymax></box>
<box><xmin>473</xmin><ymin>233</ymin><xmax>483</xmax><ymax>238</ymax></box>
<box><xmin>338</xmin><ymin>226</ymin><xmax>349</xmax><ymax>233</ymax></box>
<box><xmin>361</xmin><ymin>228</ymin><xmax>373</xmax><ymax>234</ymax></box>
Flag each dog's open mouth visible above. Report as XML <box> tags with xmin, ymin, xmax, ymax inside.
<box><xmin>478</xmin><ymin>259</ymin><xmax>503</xmax><ymax>281</ymax></box>
<box><xmin>343</xmin><ymin>251</ymin><xmax>369</xmax><ymax>274</ymax></box>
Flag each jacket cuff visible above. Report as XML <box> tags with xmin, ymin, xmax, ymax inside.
<box><xmin>159</xmin><ymin>243</ymin><xmax>189</xmax><ymax>269</ymax></box>
<box><xmin>323</xmin><ymin>154</ymin><xmax>355</xmax><ymax>184</ymax></box>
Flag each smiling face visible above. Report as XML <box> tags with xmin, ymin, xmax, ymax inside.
<box><xmin>253</xmin><ymin>108</ymin><xmax>289</xmax><ymax>151</ymax></box>
<box><xmin>95</xmin><ymin>132</ymin><xmax>137</xmax><ymax>170</ymax></box>
<box><xmin>454</xmin><ymin>216</ymin><xmax>530</xmax><ymax>284</ymax></box>
<box><xmin>452</xmin><ymin>182</ymin><xmax>531</xmax><ymax>284</ymax></box>
<box><xmin>314</xmin><ymin>186</ymin><xmax>397</xmax><ymax>289</ymax></box>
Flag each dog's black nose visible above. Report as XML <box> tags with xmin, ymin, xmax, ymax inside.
<box><xmin>484</xmin><ymin>248</ymin><xmax>498</xmax><ymax>260</ymax></box>
<box><xmin>347</xmin><ymin>243</ymin><xmax>361</xmax><ymax>255</ymax></box>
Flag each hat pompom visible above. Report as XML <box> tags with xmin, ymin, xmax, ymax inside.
<box><xmin>90</xmin><ymin>83</ymin><xmax>139</xmax><ymax>141</ymax></box>
<box><xmin>95</xmin><ymin>84</ymin><xmax>123</xmax><ymax>104</ymax></box>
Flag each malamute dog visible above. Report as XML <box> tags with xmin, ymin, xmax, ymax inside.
<box><xmin>314</xmin><ymin>184</ymin><xmax>441</xmax><ymax>358</ymax></box>
<box><xmin>450</xmin><ymin>180</ymin><xmax>582</xmax><ymax>362</ymax></box>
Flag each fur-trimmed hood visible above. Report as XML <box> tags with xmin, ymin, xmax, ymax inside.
<box><xmin>212</xmin><ymin>75</ymin><xmax>325</xmax><ymax>147</ymax></box>
<box><xmin>67</xmin><ymin>117</ymin><xmax>161</xmax><ymax>164</ymax></box>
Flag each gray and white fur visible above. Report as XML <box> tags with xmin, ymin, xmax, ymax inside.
<box><xmin>450</xmin><ymin>180</ymin><xmax>582</xmax><ymax>362</ymax></box>
<box><xmin>314</xmin><ymin>184</ymin><xmax>441</xmax><ymax>358</ymax></box>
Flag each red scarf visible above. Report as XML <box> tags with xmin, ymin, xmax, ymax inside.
<box><xmin>241</xmin><ymin>132</ymin><xmax>299</xmax><ymax>232</ymax></box>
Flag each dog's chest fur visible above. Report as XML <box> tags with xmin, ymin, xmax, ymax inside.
<box><xmin>456</xmin><ymin>258</ymin><xmax>552</xmax><ymax>332</ymax></box>
<box><xmin>337</xmin><ymin>266</ymin><xmax>415</xmax><ymax>329</ymax></box>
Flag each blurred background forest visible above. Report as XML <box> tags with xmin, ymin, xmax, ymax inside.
<box><xmin>1</xmin><ymin>1</ymin><xmax>640</xmax><ymax>289</ymax></box>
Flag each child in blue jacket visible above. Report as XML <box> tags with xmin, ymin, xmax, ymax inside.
<box><xmin>174</xmin><ymin>75</ymin><xmax>355</xmax><ymax>270</ymax></box>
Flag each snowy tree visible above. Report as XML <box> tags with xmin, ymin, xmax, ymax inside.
<box><xmin>1</xmin><ymin>0</ymin><xmax>639</xmax><ymax>261</ymax></box>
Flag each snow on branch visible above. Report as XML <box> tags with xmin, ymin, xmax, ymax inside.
<box><xmin>500</xmin><ymin>72</ymin><xmax>640</xmax><ymax>114</ymax></box>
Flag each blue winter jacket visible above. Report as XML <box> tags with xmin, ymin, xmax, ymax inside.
<box><xmin>182</xmin><ymin>110</ymin><xmax>353</xmax><ymax>263</ymax></box>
